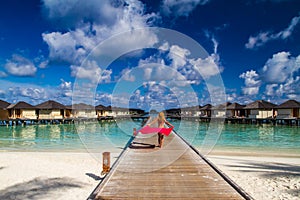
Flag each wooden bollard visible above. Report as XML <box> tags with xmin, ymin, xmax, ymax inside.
<box><xmin>101</xmin><ymin>152</ymin><xmax>110</xmax><ymax>175</ymax></box>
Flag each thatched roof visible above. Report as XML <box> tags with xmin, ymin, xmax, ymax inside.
<box><xmin>275</xmin><ymin>100</ymin><xmax>300</xmax><ymax>109</ymax></box>
<box><xmin>35</xmin><ymin>100</ymin><xmax>65</xmax><ymax>109</ymax></box>
<box><xmin>212</xmin><ymin>102</ymin><xmax>232</xmax><ymax>110</ymax></box>
<box><xmin>0</xmin><ymin>100</ymin><xmax>10</xmax><ymax>109</ymax></box>
<box><xmin>227</xmin><ymin>102</ymin><xmax>245</xmax><ymax>110</ymax></box>
<box><xmin>181</xmin><ymin>105</ymin><xmax>201</xmax><ymax>111</ymax></box>
<box><xmin>95</xmin><ymin>104</ymin><xmax>107</xmax><ymax>111</ymax></box>
<box><xmin>67</xmin><ymin>103</ymin><xmax>95</xmax><ymax>110</ymax></box>
<box><xmin>244</xmin><ymin>100</ymin><xmax>276</xmax><ymax>109</ymax></box>
<box><xmin>200</xmin><ymin>104</ymin><xmax>212</xmax><ymax>110</ymax></box>
<box><xmin>7</xmin><ymin>101</ymin><xmax>35</xmax><ymax>109</ymax></box>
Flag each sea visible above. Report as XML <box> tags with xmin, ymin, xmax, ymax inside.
<box><xmin>0</xmin><ymin>119</ymin><xmax>300</xmax><ymax>155</ymax></box>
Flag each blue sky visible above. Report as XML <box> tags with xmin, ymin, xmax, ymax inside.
<box><xmin>0</xmin><ymin>0</ymin><xmax>300</xmax><ymax>111</ymax></box>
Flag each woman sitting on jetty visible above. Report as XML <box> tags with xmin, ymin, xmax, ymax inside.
<box><xmin>146</xmin><ymin>112</ymin><xmax>173</xmax><ymax>148</ymax></box>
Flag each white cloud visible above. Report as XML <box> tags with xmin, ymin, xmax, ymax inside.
<box><xmin>120</xmin><ymin>68</ymin><xmax>136</xmax><ymax>82</ymax></box>
<box><xmin>42</xmin><ymin>0</ymin><xmax>158</xmax><ymax>66</ymax></box>
<box><xmin>71</xmin><ymin>60</ymin><xmax>112</xmax><ymax>83</ymax></box>
<box><xmin>42</xmin><ymin>31</ymin><xmax>87</xmax><ymax>65</ymax></box>
<box><xmin>239</xmin><ymin>70</ymin><xmax>261</xmax><ymax>95</ymax></box>
<box><xmin>246</xmin><ymin>14</ymin><xmax>300</xmax><ymax>49</ymax></box>
<box><xmin>265</xmin><ymin>84</ymin><xmax>278</xmax><ymax>96</ymax></box>
<box><xmin>42</xmin><ymin>0</ymin><xmax>125</xmax><ymax>28</ymax></box>
<box><xmin>4</xmin><ymin>54</ymin><xmax>37</xmax><ymax>77</ymax></box>
<box><xmin>168</xmin><ymin>45</ymin><xmax>191</xmax><ymax>69</ymax></box>
<box><xmin>0</xmin><ymin>71</ymin><xmax>7</xmax><ymax>78</ymax></box>
<box><xmin>161</xmin><ymin>0</ymin><xmax>210</xmax><ymax>17</ymax></box>
<box><xmin>189</xmin><ymin>53</ymin><xmax>222</xmax><ymax>80</ymax></box>
<box><xmin>59</xmin><ymin>79</ymin><xmax>72</xmax><ymax>97</ymax></box>
<box><xmin>262</xmin><ymin>51</ymin><xmax>300</xmax><ymax>83</ymax></box>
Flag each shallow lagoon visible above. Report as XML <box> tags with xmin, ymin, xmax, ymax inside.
<box><xmin>0</xmin><ymin>119</ymin><xmax>299</xmax><ymax>155</ymax></box>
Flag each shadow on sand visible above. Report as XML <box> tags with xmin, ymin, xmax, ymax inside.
<box><xmin>225</xmin><ymin>161</ymin><xmax>300</xmax><ymax>177</ymax></box>
<box><xmin>224</xmin><ymin>160</ymin><xmax>300</xmax><ymax>198</ymax></box>
<box><xmin>0</xmin><ymin>177</ymin><xmax>84</xmax><ymax>200</ymax></box>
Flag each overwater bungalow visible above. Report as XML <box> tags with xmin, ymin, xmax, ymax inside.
<box><xmin>129</xmin><ymin>108</ymin><xmax>145</xmax><ymax>117</ymax></box>
<box><xmin>66</xmin><ymin>103</ymin><xmax>97</xmax><ymax>119</ymax></box>
<box><xmin>275</xmin><ymin>100</ymin><xmax>300</xmax><ymax>119</ymax></box>
<box><xmin>199</xmin><ymin>104</ymin><xmax>212</xmax><ymax>117</ymax></box>
<box><xmin>227</xmin><ymin>103</ymin><xmax>246</xmax><ymax>118</ymax></box>
<box><xmin>35</xmin><ymin>100</ymin><xmax>66</xmax><ymax>120</ymax></box>
<box><xmin>0</xmin><ymin>100</ymin><xmax>10</xmax><ymax>120</ymax></box>
<box><xmin>165</xmin><ymin>108</ymin><xmax>181</xmax><ymax>118</ymax></box>
<box><xmin>244</xmin><ymin>100</ymin><xmax>276</xmax><ymax>119</ymax></box>
<box><xmin>211</xmin><ymin>102</ymin><xmax>232</xmax><ymax>118</ymax></box>
<box><xmin>7</xmin><ymin>101</ymin><xmax>37</xmax><ymax>120</ymax></box>
<box><xmin>112</xmin><ymin>107</ymin><xmax>131</xmax><ymax>117</ymax></box>
<box><xmin>181</xmin><ymin>106</ymin><xmax>201</xmax><ymax>117</ymax></box>
<box><xmin>95</xmin><ymin>104</ymin><xmax>108</xmax><ymax>117</ymax></box>
<box><xmin>103</xmin><ymin>106</ymin><xmax>132</xmax><ymax>118</ymax></box>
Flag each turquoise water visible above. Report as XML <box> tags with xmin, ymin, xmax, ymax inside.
<box><xmin>0</xmin><ymin>119</ymin><xmax>299</xmax><ymax>154</ymax></box>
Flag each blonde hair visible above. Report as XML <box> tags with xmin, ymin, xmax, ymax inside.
<box><xmin>158</xmin><ymin>112</ymin><xmax>165</xmax><ymax>121</ymax></box>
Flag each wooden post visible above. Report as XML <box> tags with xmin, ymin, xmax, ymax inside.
<box><xmin>102</xmin><ymin>152</ymin><xmax>110</xmax><ymax>175</ymax></box>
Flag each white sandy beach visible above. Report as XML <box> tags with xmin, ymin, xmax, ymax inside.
<box><xmin>208</xmin><ymin>153</ymin><xmax>300</xmax><ymax>200</ymax></box>
<box><xmin>0</xmin><ymin>150</ymin><xmax>299</xmax><ymax>200</ymax></box>
<box><xmin>0</xmin><ymin>151</ymin><xmax>121</xmax><ymax>200</ymax></box>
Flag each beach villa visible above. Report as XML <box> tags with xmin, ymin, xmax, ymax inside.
<box><xmin>199</xmin><ymin>104</ymin><xmax>212</xmax><ymax>117</ymax></box>
<box><xmin>165</xmin><ymin>108</ymin><xmax>181</xmax><ymax>117</ymax></box>
<box><xmin>227</xmin><ymin>103</ymin><xmax>246</xmax><ymax>118</ymax></box>
<box><xmin>244</xmin><ymin>100</ymin><xmax>276</xmax><ymax>119</ymax></box>
<box><xmin>35</xmin><ymin>100</ymin><xmax>66</xmax><ymax>120</ymax></box>
<box><xmin>211</xmin><ymin>102</ymin><xmax>232</xmax><ymax>118</ymax></box>
<box><xmin>66</xmin><ymin>103</ymin><xmax>97</xmax><ymax>119</ymax></box>
<box><xmin>96</xmin><ymin>105</ymin><xmax>145</xmax><ymax>118</ymax></box>
<box><xmin>275</xmin><ymin>100</ymin><xmax>300</xmax><ymax>119</ymax></box>
<box><xmin>181</xmin><ymin>106</ymin><xmax>201</xmax><ymax>117</ymax></box>
<box><xmin>0</xmin><ymin>100</ymin><xmax>10</xmax><ymax>120</ymax></box>
<box><xmin>99</xmin><ymin>106</ymin><xmax>131</xmax><ymax>118</ymax></box>
<box><xmin>7</xmin><ymin>101</ymin><xmax>37</xmax><ymax>120</ymax></box>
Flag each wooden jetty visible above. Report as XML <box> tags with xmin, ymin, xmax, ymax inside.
<box><xmin>89</xmin><ymin>130</ymin><xmax>252</xmax><ymax>200</ymax></box>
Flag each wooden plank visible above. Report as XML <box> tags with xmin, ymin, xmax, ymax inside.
<box><xmin>90</xmin><ymin>131</ymin><xmax>249</xmax><ymax>200</ymax></box>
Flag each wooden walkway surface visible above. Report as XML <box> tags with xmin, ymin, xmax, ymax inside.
<box><xmin>89</xmin><ymin>131</ymin><xmax>251</xmax><ymax>200</ymax></box>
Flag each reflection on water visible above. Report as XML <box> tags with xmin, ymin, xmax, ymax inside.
<box><xmin>0</xmin><ymin>120</ymin><xmax>300</xmax><ymax>153</ymax></box>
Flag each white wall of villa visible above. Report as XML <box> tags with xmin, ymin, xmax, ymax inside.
<box><xmin>212</xmin><ymin>110</ymin><xmax>231</xmax><ymax>118</ymax></box>
<box><xmin>277</xmin><ymin>108</ymin><xmax>299</xmax><ymax>119</ymax></box>
<box><xmin>181</xmin><ymin>110</ymin><xmax>200</xmax><ymax>117</ymax></box>
<box><xmin>200</xmin><ymin>110</ymin><xmax>211</xmax><ymax>117</ymax></box>
<box><xmin>74</xmin><ymin>110</ymin><xmax>97</xmax><ymax>118</ymax></box>
<box><xmin>10</xmin><ymin>109</ymin><xmax>37</xmax><ymax>119</ymax></box>
<box><xmin>38</xmin><ymin>110</ymin><xmax>63</xmax><ymax>119</ymax></box>
<box><xmin>248</xmin><ymin>110</ymin><xmax>273</xmax><ymax>119</ymax></box>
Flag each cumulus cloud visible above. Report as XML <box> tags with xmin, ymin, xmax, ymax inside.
<box><xmin>4</xmin><ymin>54</ymin><xmax>37</xmax><ymax>77</ymax></box>
<box><xmin>42</xmin><ymin>0</ymin><xmax>158</xmax><ymax>66</ymax></box>
<box><xmin>161</xmin><ymin>0</ymin><xmax>210</xmax><ymax>17</ymax></box>
<box><xmin>261</xmin><ymin>51</ymin><xmax>300</xmax><ymax>98</ymax></box>
<box><xmin>239</xmin><ymin>70</ymin><xmax>261</xmax><ymax>95</ymax></box>
<box><xmin>71</xmin><ymin>60</ymin><xmax>112</xmax><ymax>83</ymax></box>
<box><xmin>245</xmin><ymin>14</ymin><xmax>300</xmax><ymax>49</ymax></box>
<box><xmin>59</xmin><ymin>79</ymin><xmax>73</xmax><ymax>97</ymax></box>
<box><xmin>262</xmin><ymin>51</ymin><xmax>300</xmax><ymax>83</ymax></box>
<box><xmin>237</xmin><ymin>51</ymin><xmax>300</xmax><ymax>101</ymax></box>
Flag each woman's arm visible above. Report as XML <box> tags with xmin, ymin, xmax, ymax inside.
<box><xmin>165</xmin><ymin>120</ymin><xmax>173</xmax><ymax>128</ymax></box>
<box><xmin>146</xmin><ymin>118</ymin><xmax>157</xmax><ymax>126</ymax></box>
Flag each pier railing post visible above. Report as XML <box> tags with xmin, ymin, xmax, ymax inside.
<box><xmin>101</xmin><ymin>152</ymin><xmax>110</xmax><ymax>175</ymax></box>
